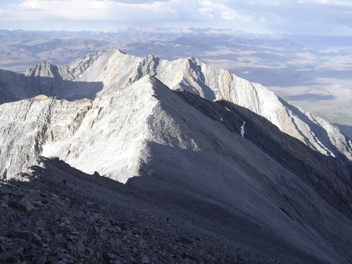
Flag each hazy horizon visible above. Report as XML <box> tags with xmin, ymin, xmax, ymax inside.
<box><xmin>1</xmin><ymin>0</ymin><xmax>352</xmax><ymax>36</ymax></box>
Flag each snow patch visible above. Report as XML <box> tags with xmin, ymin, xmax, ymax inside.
<box><xmin>41</xmin><ymin>142</ymin><xmax>55</xmax><ymax>158</ymax></box>
<box><xmin>241</xmin><ymin>121</ymin><xmax>246</xmax><ymax>138</ymax></box>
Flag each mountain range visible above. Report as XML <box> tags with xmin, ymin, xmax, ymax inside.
<box><xmin>1</xmin><ymin>49</ymin><xmax>352</xmax><ymax>263</ymax></box>
<box><xmin>2</xmin><ymin>28</ymin><xmax>352</xmax><ymax>140</ymax></box>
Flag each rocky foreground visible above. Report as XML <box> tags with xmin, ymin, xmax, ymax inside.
<box><xmin>0</xmin><ymin>157</ymin><xmax>275</xmax><ymax>264</ymax></box>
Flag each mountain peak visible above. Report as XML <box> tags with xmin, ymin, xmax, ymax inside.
<box><xmin>1</xmin><ymin>49</ymin><xmax>351</xmax><ymax>162</ymax></box>
<box><xmin>25</xmin><ymin>60</ymin><xmax>55</xmax><ymax>77</ymax></box>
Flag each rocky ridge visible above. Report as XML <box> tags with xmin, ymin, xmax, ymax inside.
<box><xmin>1</xmin><ymin>49</ymin><xmax>351</xmax><ymax>162</ymax></box>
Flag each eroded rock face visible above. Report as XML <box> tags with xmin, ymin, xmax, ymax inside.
<box><xmin>0</xmin><ymin>76</ymin><xmax>158</xmax><ymax>182</ymax></box>
<box><xmin>1</xmin><ymin>49</ymin><xmax>351</xmax><ymax>161</ymax></box>
<box><xmin>0</xmin><ymin>96</ymin><xmax>93</xmax><ymax>179</ymax></box>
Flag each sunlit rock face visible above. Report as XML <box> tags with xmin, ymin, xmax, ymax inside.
<box><xmin>1</xmin><ymin>49</ymin><xmax>351</xmax><ymax>161</ymax></box>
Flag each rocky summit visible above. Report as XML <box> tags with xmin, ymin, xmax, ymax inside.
<box><xmin>0</xmin><ymin>50</ymin><xmax>352</xmax><ymax>263</ymax></box>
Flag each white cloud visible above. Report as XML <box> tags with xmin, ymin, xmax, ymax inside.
<box><xmin>297</xmin><ymin>0</ymin><xmax>352</xmax><ymax>5</ymax></box>
<box><xmin>20</xmin><ymin>0</ymin><xmax>48</xmax><ymax>10</ymax></box>
<box><xmin>1</xmin><ymin>0</ymin><xmax>352</xmax><ymax>35</ymax></box>
<box><xmin>198</xmin><ymin>1</ymin><xmax>251</xmax><ymax>22</ymax></box>
<box><xmin>6</xmin><ymin>0</ymin><xmax>179</xmax><ymax>22</ymax></box>
<box><xmin>258</xmin><ymin>16</ymin><xmax>265</xmax><ymax>23</ymax></box>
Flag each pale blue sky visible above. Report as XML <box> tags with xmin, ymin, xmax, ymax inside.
<box><xmin>1</xmin><ymin>0</ymin><xmax>352</xmax><ymax>35</ymax></box>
